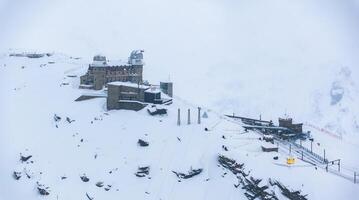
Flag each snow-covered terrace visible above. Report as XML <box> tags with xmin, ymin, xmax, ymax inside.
<box><xmin>107</xmin><ymin>81</ymin><xmax>150</xmax><ymax>89</ymax></box>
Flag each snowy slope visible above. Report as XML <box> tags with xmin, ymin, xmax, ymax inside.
<box><xmin>0</xmin><ymin>53</ymin><xmax>358</xmax><ymax>200</ymax></box>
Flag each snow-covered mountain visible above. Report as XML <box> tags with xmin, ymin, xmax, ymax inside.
<box><xmin>0</xmin><ymin>52</ymin><xmax>358</xmax><ymax>200</ymax></box>
<box><xmin>308</xmin><ymin>67</ymin><xmax>359</xmax><ymax>140</ymax></box>
<box><xmin>1</xmin><ymin>0</ymin><xmax>359</xmax><ymax>199</ymax></box>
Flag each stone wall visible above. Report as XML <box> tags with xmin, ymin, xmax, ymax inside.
<box><xmin>107</xmin><ymin>84</ymin><xmax>121</xmax><ymax>110</ymax></box>
<box><xmin>107</xmin><ymin>84</ymin><xmax>147</xmax><ymax>110</ymax></box>
<box><xmin>117</xmin><ymin>101</ymin><xmax>147</xmax><ymax>111</ymax></box>
<box><xmin>93</xmin><ymin>71</ymin><xmax>106</xmax><ymax>90</ymax></box>
<box><xmin>80</xmin><ymin>65</ymin><xmax>143</xmax><ymax>90</ymax></box>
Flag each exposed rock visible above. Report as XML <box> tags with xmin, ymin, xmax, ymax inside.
<box><xmin>54</xmin><ymin>114</ymin><xmax>61</xmax><ymax>122</ymax></box>
<box><xmin>135</xmin><ymin>166</ymin><xmax>150</xmax><ymax>177</ymax></box>
<box><xmin>330</xmin><ymin>82</ymin><xmax>344</xmax><ymax>105</ymax></box>
<box><xmin>104</xmin><ymin>185</ymin><xmax>112</xmax><ymax>191</ymax></box>
<box><xmin>37</xmin><ymin>183</ymin><xmax>50</xmax><ymax>196</ymax></box>
<box><xmin>20</xmin><ymin>154</ymin><xmax>32</xmax><ymax>163</ymax></box>
<box><xmin>269</xmin><ymin>179</ymin><xmax>308</xmax><ymax>200</ymax></box>
<box><xmin>138</xmin><ymin>139</ymin><xmax>149</xmax><ymax>147</ymax></box>
<box><xmin>86</xmin><ymin>193</ymin><xmax>94</xmax><ymax>200</ymax></box>
<box><xmin>95</xmin><ymin>182</ymin><xmax>104</xmax><ymax>187</ymax></box>
<box><xmin>218</xmin><ymin>155</ymin><xmax>246</xmax><ymax>177</ymax></box>
<box><xmin>13</xmin><ymin>171</ymin><xmax>21</xmax><ymax>180</ymax></box>
<box><xmin>66</xmin><ymin>117</ymin><xmax>75</xmax><ymax>123</ymax></box>
<box><xmin>172</xmin><ymin>168</ymin><xmax>203</xmax><ymax>179</ymax></box>
<box><xmin>80</xmin><ymin>174</ymin><xmax>90</xmax><ymax>182</ymax></box>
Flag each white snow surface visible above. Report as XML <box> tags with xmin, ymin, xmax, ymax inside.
<box><xmin>0</xmin><ymin>53</ymin><xmax>358</xmax><ymax>199</ymax></box>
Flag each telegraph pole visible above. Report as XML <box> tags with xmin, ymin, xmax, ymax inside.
<box><xmin>301</xmin><ymin>151</ymin><xmax>304</xmax><ymax>160</ymax></box>
<box><xmin>197</xmin><ymin>107</ymin><xmax>201</xmax><ymax>124</ymax></box>
<box><xmin>338</xmin><ymin>159</ymin><xmax>341</xmax><ymax>172</ymax></box>
<box><xmin>310</xmin><ymin>139</ymin><xmax>313</xmax><ymax>153</ymax></box>
<box><xmin>323</xmin><ymin>149</ymin><xmax>326</xmax><ymax>163</ymax></box>
<box><xmin>187</xmin><ymin>109</ymin><xmax>191</xmax><ymax>125</ymax></box>
<box><xmin>177</xmin><ymin>108</ymin><xmax>181</xmax><ymax>126</ymax></box>
<box><xmin>355</xmin><ymin>172</ymin><xmax>357</xmax><ymax>183</ymax></box>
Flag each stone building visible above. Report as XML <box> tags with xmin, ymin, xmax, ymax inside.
<box><xmin>80</xmin><ymin>50</ymin><xmax>144</xmax><ymax>90</ymax></box>
<box><xmin>278</xmin><ymin>118</ymin><xmax>303</xmax><ymax>133</ymax></box>
<box><xmin>107</xmin><ymin>82</ymin><xmax>172</xmax><ymax>111</ymax></box>
<box><xmin>107</xmin><ymin>82</ymin><xmax>149</xmax><ymax>111</ymax></box>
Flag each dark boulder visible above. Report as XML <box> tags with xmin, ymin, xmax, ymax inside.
<box><xmin>80</xmin><ymin>174</ymin><xmax>90</xmax><ymax>182</ymax></box>
<box><xmin>138</xmin><ymin>139</ymin><xmax>149</xmax><ymax>147</ymax></box>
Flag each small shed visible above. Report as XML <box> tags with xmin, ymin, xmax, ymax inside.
<box><xmin>160</xmin><ymin>82</ymin><xmax>173</xmax><ymax>97</ymax></box>
<box><xmin>261</xmin><ymin>144</ymin><xmax>278</xmax><ymax>152</ymax></box>
<box><xmin>144</xmin><ymin>89</ymin><xmax>162</xmax><ymax>104</ymax></box>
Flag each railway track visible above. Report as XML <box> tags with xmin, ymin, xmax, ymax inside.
<box><xmin>225</xmin><ymin>117</ymin><xmax>359</xmax><ymax>184</ymax></box>
<box><xmin>257</xmin><ymin>129</ymin><xmax>358</xmax><ymax>184</ymax></box>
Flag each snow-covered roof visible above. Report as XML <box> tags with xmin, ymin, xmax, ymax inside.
<box><xmin>79</xmin><ymin>84</ymin><xmax>93</xmax><ymax>88</ymax></box>
<box><xmin>118</xmin><ymin>100</ymin><xmax>147</xmax><ymax>104</ymax></box>
<box><xmin>145</xmin><ymin>87</ymin><xmax>161</xmax><ymax>94</ymax></box>
<box><xmin>261</xmin><ymin>143</ymin><xmax>278</xmax><ymax>149</ymax></box>
<box><xmin>107</xmin><ymin>81</ymin><xmax>150</xmax><ymax>89</ymax></box>
<box><xmin>147</xmin><ymin>106</ymin><xmax>157</xmax><ymax>113</ymax></box>
<box><xmin>90</xmin><ymin>59</ymin><xmax>130</xmax><ymax>67</ymax></box>
<box><xmin>108</xmin><ymin>60</ymin><xmax>130</xmax><ymax>66</ymax></box>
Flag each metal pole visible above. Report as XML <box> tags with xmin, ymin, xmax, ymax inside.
<box><xmin>300</xmin><ymin>140</ymin><xmax>302</xmax><ymax>147</ymax></box>
<box><xmin>187</xmin><ymin>109</ymin><xmax>191</xmax><ymax>125</ymax></box>
<box><xmin>310</xmin><ymin>141</ymin><xmax>313</xmax><ymax>153</ymax></box>
<box><xmin>289</xmin><ymin>144</ymin><xmax>291</xmax><ymax>154</ymax></box>
<box><xmin>323</xmin><ymin>149</ymin><xmax>326</xmax><ymax>163</ymax></box>
<box><xmin>177</xmin><ymin>108</ymin><xmax>181</xmax><ymax>126</ymax></box>
<box><xmin>301</xmin><ymin>151</ymin><xmax>303</xmax><ymax>160</ymax></box>
<box><xmin>326</xmin><ymin>163</ymin><xmax>328</xmax><ymax>172</ymax></box>
<box><xmin>355</xmin><ymin>172</ymin><xmax>356</xmax><ymax>184</ymax></box>
<box><xmin>198</xmin><ymin>107</ymin><xmax>201</xmax><ymax>124</ymax></box>
<box><xmin>338</xmin><ymin>159</ymin><xmax>340</xmax><ymax>172</ymax></box>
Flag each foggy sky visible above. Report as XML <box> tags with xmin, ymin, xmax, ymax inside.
<box><xmin>1</xmin><ymin>0</ymin><xmax>359</xmax><ymax>119</ymax></box>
